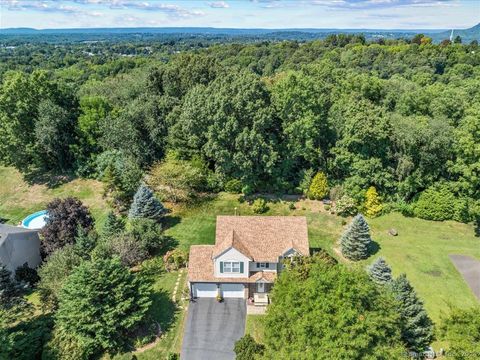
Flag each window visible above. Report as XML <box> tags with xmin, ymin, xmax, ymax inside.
<box><xmin>256</xmin><ymin>263</ymin><xmax>269</xmax><ymax>269</ymax></box>
<box><xmin>222</xmin><ymin>261</ymin><xmax>242</xmax><ymax>274</ymax></box>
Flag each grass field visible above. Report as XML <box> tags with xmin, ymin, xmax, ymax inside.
<box><xmin>0</xmin><ymin>166</ymin><xmax>110</xmax><ymax>228</ymax></box>
<box><xmin>245</xmin><ymin>315</ymin><xmax>266</xmax><ymax>344</ymax></box>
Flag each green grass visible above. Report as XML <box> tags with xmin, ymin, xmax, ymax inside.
<box><xmin>0</xmin><ymin>166</ymin><xmax>110</xmax><ymax>228</ymax></box>
<box><xmin>164</xmin><ymin>193</ymin><xmax>479</xmax><ymax>325</ymax></box>
<box><xmin>245</xmin><ymin>315</ymin><xmax>266</xmax><ymax>344</ymax></box>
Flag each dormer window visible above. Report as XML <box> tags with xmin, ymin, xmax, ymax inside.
<box><xmin>256</xmin><ymin>262</ymin><xmax>269</xmax><ymax>269</ymax></box>
<box><xmin>221</xmin><ymin>261</ymin><xmax>243</xmax><ymax>274</ymax></box>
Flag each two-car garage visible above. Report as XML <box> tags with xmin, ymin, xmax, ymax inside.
<box><xmin>191</xmin><ymin>283</ymin><xmax>245</xmax><ymax>298</ymax></box>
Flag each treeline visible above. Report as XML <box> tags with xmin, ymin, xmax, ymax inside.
<box><xmin>1</xmin><ymin>36</ymin><xmax>479</xmax><ymax>222</ymax></box>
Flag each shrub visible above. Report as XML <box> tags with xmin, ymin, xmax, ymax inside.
<box><xmin>252</xmin><ymin>198</ymin><xmax>269</xmax><ymax>214</ymax></box>
<box><xmin>93</xmin><ymin>233</ymin><xmax>147</xmax><ymax>267</ymax></box>
<box><xmin>413</xmin><ymin>185</ymin><xmax>469</xmax><ymax>222</ymax></box>
<box><xmin>242</xmin><ymin>184</ymin><xmax>253</xmax><ymax>196</ymax></box>
<box><xmin>14</xmin><ymin>263</ymin><xmax>39</xmax><ymax>287</ymax></box>
<box><xmin>225</xmin><ymin>179</ymin><xmax>243</xmax><ymax>194</ymax></box>
<box><xmin>288</xmin><ymin>202</ymin><xmax>296</xmax><ymax>210</ymax></box>
<box><xmin>308</xmin><ymin>171</ymin><xmax>329</xmax><ymax>200</ymax></box>
<box><xmin>367</xmin><ymin>257</ymin><xmax>392</xmax><ymax>286</ymax></box>
<box><xmin>335</xmin><ymin>195</ymin><xmax>357</xmax><ymax>217</ymax></box>
<box><xmin>37</xmin><ymin>246</ymin><xmax>82</xmax><ymax>309</ymax></box>
<box><xmin>130</xmin><ymin>218</ymin><xmax>166</xmax><ymax>254</ymax></box>
<box><xmin>329</xmin><ymin>185</ymin><xmax>345</xmax><ymax>202</ymax></box>
<box><xmin>364</xmin><ymin>186</ymin><xmax>383</xmax><ymax>218</ymax></box>
<box><xmin>234</xmin><ymin>334</ymin><xmax>264</xmax><ymax>360</ymax></box>
<box><xmin>163</xmin><ymin>249</ymin><xmax>188</xmax><ymax>271</ymax></box>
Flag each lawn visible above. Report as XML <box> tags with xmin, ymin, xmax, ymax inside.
<box><xmin>164</xmin><ymin>192</ymin><xmax>480</xmax><ymax>324</ymax></box>
<box><xmin>0</xmin><ymin>166</ymin><xmax>110</xmax><ymax>229</ymax></box>
<box><xmin>245</xmin><ymin>315</ymin><xmax>266</xmax><ymax>344</ymax></box>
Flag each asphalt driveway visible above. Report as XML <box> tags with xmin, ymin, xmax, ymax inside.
<box><xmin>449</xmin><ymin>254</ymin><xmax>480</xmax><ymax>300</ymax></box>
<box><xmin>181</xmin><ymin>298</ymin><xmax>247</xmax><ymax>360</ymax></box>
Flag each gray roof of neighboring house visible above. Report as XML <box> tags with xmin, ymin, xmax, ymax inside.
<box><xmin>0</xmin><ymin>224</ymin><xmax>39</xmax><ymax>246</ymax></box>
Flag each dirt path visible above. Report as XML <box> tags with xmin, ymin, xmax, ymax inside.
<box><xmin>449</xmin><ymin>254</ymin><xmax>480</xmax><ymax>300</ymax></box>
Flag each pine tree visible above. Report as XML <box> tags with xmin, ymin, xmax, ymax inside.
<box><xmin>364</xmin><ymin>186</ymin><xmax>383</xmax><ymax>218</ymax></box>
<box><xmin>308</xmin><ymin>171</ymin><xmax>329</xmax><ymax>200</ymax></box>
<box><xmin>340</xmin><ymin>214</ymin><xmax>372</xmax><ymax>261</ymax></box>
<box><xmin>367</xmin><ymin>257</ymin><xmax>392</xmax><ymax>285</ymax></box>
<box><xmin>74</xmin><ymin>226</ymin><xmax>98</xmax><ymax>258</ymax></box>
<box><xmin>102</xmin><ymin>211</ymin><xmax>125</xmax><ymax>237</ymax></box>
<box><xmin>391</xmin><ymin>274</ymin><xmax>434</xmax><ymax>351</ymax></box>
<box><xmin>128</xmin><ymin>184</ymin><xmax>166</xmax><ymax>221</ymax></box>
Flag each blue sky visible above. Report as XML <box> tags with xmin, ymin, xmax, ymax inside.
<box><xmin>0</xmin><ymin>0</ymin><xmax>478</xmax><ymax>30</ymax></box>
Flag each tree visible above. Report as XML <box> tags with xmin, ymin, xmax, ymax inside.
<box><xmin>37</xmin><ymin>246</ymin><xmax>82</xmax><ymax>309</ymax></box>
<box><xmin>391</xmin><ymin>274</ymin><xmax>434</xmax><ymax>351</ymax></box>
<box><xmin>40</xmin><ymin>197</ymin><xmax>94</xmax><ymax>258</ymax></box>
<box><xmin>453</xmin><ymin>35</ymin><xmax>462</xmax><ymax>44</ymax></box>
<box><xmin>34</xmin><ymin>99</ymin><xmax>75</xmax><ymax>171</ymax></box>
<box><xmin>74</xmin><ymin>227</ymin><xmax>98</xmax><ymax>259</ymax></box>
<box><xmin>263</xmin><ymin>259</ymin><xmax>404</xmax><ymax>359</ymax></box>
<box><xmin>128</xmin><ymin>184</ymin><xmax>166</xmax><ymax>221</ymax></box>
<box><xmin>367</xmin><ymin>257</ymin><xmax>393</xmax><ymax>285</ymax></box>
<box><xmin>364</xmin><ymin>186</ymin><xmax>383</xmax><ymax>218</ymax></box>
<box><xmin>102</xmin><ymin>211</ymin><xmax>125</xmax><ymax>238</ymax></box>
<box><xmin>234</xmin><ymin>334</ymin><xmax>264</xmax><ymax>360</ymax></box>
<box><xmin>148</xmin><ymin>157</ymin><xmax>204</xmax><ymax>203</ymax></box>
<box><xmin>340</xmin><ymin>214</ymin><xmax>372</xmax><ymax>261</ymax></box>
<box><xmin>92</xmin><ymin>233</ymin><xmax>148</xmax><ymax>267</ymax></box>
<box><xmin>130</xmin><ymin>218</ymin><xmax>166</xmax><ymax>254</ymax></box>
<box><xmin>308</xmin><ymin>171</ymin><xmax>329</xmax><ymax>200</ymax></box>
<box><xmin>439</xmin><ymin>306</ymin><xmax>480</xmax><ymax>359</ymax></box>
<box><xmin>55</xmin><ymin>258</ymin><xmax>152</xmax><ymax>358</ymax></box>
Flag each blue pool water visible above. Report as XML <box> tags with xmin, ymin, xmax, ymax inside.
<box><xmin>22</xmin><ymin>210</ymin><xmax>48</xmax><ymax>230</ymax></box>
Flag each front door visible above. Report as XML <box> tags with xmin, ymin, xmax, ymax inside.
<box><xmin>257</xmin><ymin>282</ymin><xmax>265</xmax><ymax>293</ymax></box>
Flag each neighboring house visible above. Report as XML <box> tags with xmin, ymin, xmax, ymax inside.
<box><xmin>188</xmin><ymin>216</ymin><xmax>309</xmax><ymax>300</ymax></box>
<box><xmin>0</xmin><ymin>224</ymin><xmax>41</xmax><ymax>273</ymax></box>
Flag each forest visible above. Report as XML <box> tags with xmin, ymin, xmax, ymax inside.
<box><xmin>1</xmin><ymin>33</ymin><xmax>479</xmax><ymax>222</ymax></box>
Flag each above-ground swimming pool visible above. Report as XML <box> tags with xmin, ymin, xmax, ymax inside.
<box><xmin>22</xmin><ymin>210</ymin><xmax>48</xmax><ymax>230</ymax></box>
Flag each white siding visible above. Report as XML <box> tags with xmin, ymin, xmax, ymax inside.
<box><xmin>214</xmin><ymin>247</ymin><xmax>250</xmax><ymax>278</ymax></box>
<box><xmin>249</xmin><ymin>262</ymin><xmax>278</xmax><ymax>272</ymax></box>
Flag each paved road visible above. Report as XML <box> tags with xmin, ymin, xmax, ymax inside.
<box><xmin>449</xmin><ymin>254</ymin><xmax>480</xmax><ymax>300</ymax></box>
<box><xmin>181</xmin><ymin>298</ymin><xmax>246</xmax><ymax>360</ymax></box>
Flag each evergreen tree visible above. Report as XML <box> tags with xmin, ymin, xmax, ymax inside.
<box><xmin>364</xmin><ymin>186</ymin><xmax>383</xmax><ymax>218</ymax></box>
<box><xmin>340</xmin><ymin>214</ymin><xmax>372</xmax><ymax>261</ymax></box>
<box><xmin>102</xmin><ymin>211</ymin><xmax>125</xmax><ymax>238</ymax></box>
<box><xmin>128</xmin><ymin>184</ymin><xmax>166</xmax><ymax>221</ymax></box>
<box><xmin>308</xmin><ymin>171</ymin><xmax>329</xmax><ymax>200</ymax></box>
<box><xmin>74</xmin><ymin>226</ymin><xmax>98</xmax><ymax>259</ymax></box>
<box><xmin>55</xmin><ymin>258</ymin><xmax>152</xmax><ymax>357</ymax></box>
<box><xmin>367</xmin><ymin>257</ymin><xmax>393</xmax><ymax>285</ymax></box>
<box><xmin>391</xmin><ymin>274</ymin><xmax>434</xmax><ymax>351</ymax></box>
<box><xmin>0</xmin><ymin>264</ymin><xmax>16</xmax><ymax>303</ymax></box>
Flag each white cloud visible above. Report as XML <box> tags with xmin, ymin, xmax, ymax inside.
<box><xmin>208</xmin><ymin>1</ymin><xmax>230</xmax><ymax>8</ymax></box>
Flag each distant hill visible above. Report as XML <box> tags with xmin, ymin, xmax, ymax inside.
<box><xmin>432</xmin><ymin>23</ymin><xmax>480</xmax><ymax>43</ymax></box>
<box><xmin>0</xmin><ymin>24</ymin><xmax>478</xmax><ymax>44</ymax></box>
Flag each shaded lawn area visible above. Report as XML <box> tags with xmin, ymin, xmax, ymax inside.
<box><xmin>164</xmin><ymin>193</ymin><xmax>480</xmax><ymax>324</ymax></box>
<box><xmin>0</xmin><ymin>166</ymin><xmax>110</xmax><ymax>228</ymax></box>
<box><xmin>245</xmin><ymin>315</ymin><xmax>266</xmax><ymax>344</ymax></box>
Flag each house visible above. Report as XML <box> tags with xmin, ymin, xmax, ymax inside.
<box><xmin>0</xmin><ymin>224</ymin><xmax>42</xmax><ymax>273</ymax></box>
<box><xmin>188</xmin><ymin>216</ymin><xmax>309</xmax><ymax>300</ymax></box>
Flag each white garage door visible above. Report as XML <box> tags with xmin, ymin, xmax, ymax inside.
<box><xmin>193</xmin><ymin>283</ymin><xmax>218</xmax><ymax>298</ymax></box>
<box><xmin>220</xmin><ymin>283</ymin><xmax>245</xmax><ymax>298</ymax></box>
